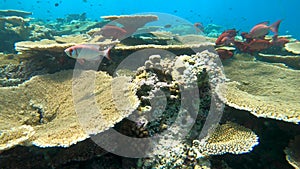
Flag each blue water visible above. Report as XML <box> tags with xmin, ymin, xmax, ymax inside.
<box><xmin>1</xmin><ymin>0</ymin><xmax>300</xmax><ymax>39</ymax></box>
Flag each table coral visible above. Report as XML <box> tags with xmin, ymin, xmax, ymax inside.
<box><xmin>101</xmin><ymin>14</ymin><xmax>158</xmax><ymax>34</ymax></box>
<box><xmin>217</xmin><ymin>60</ymin><xmax>300</xmax><ymax>123</ymax></box>
<box><xmin>0</xmin><ymin>9</ymin><xmax>32</xmax><ymax>17</ymax></box>
<box><xmin>0</xmin><ymin>70</ymin><xmax>139</xmax><ymax>149</ymax></box>
<box><xmin>285</xmin><ymin>42</ymin><xmax>300</xmax><ymax>54</ymax></box>
<box><xmin>141</xmin><ymin>122</ymin><xmax>258</xmax><ymax>168</ymax></box>
<box><xmin>193</xmin><ymin>122</ymin><xmax>259</xmax><ymax>156</ymax></box>
<box><xmin>257</xmin><ymin>53</ymin><xmax>300</xmax><ymax>70</ymax></box>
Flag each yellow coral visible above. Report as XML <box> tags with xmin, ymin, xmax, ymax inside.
<box><xmin>218</xmin><ymin>60</ymin><xmax>300</xmax><ymax>124</ymax></box>
<box><xmin>0</xmin><ymin>125</ymin><xmax>34</xmax><ymax>151</ymax></box>
<box><xmin>285</xmin><ymin>42</ymin><xmax>300</xmax><ymax>54</ymax></box>
<box><xmin>194</xmin><ymin>122</ymin><xmax>259</xmax><ymax>156</ymax></box>
<box><xmin>0</xmin><ymin>70</ymin><xmax>139</xmax><ymax>148</ymax></box>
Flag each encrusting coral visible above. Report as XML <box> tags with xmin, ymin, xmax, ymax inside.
<box><xmin>216</xmin><ymin>59</ymin><xmax>300</xmax><ymax>124</ymax></box>
<box><xmin>0</xmin><ymin>70</ymin><xmax>139</xmax><ymax>150</ymax></box>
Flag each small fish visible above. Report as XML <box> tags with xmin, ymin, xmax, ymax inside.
<box><xmin>100</xmin><ymin>25</ymin><xmax>128</xmax><ymax>40</ymax></box>
<box><xmin>234</xmin><ymin>39</ymin><xmax>271</xmax><ymax>53</ymax></box>
<box><xmin>64</xmin><ymin>44</ymin><xmax>112</xmax><ymax>64</ymax></box>
<box><xmin>215</xmin><ymin>29</ymin><xmax>237</xmax><ymax>45</ymax></box>
<box><xmin>216</xmin><ymin>49</ymin><xmax>234</xmax><ymax>60</ymax></box>
<box><xmin>164</xmin><ymin>24</ymin><xmax>172</xmax><ymax>28</ymax></box>
<box><xmin>194</xmin><ymin>22</ymin><xmax>204</xmax><ymax>33</ymax></box>
<box><xmin>249</xmin><ymin>20</ymin><xmax>281</xmax><ymax>38</ymax></box>
<box><xmin>271</xmin><ymin>35</ymin><xmax>289</xmax><ymax>47</ymax></box>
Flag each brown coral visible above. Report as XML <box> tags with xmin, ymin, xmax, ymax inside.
<box><xmin>257</xmin><ymin>53</ymin><xmax>300</xmax><ymax>70</ymax></box>
<box><xmin>217</xmin><ymin>60</ymin><xmax>300</xmax><ymax>124</ymax></box>
<box><xmin>285</xmin><ymin>135</ymin><xmax>300</xmax><ymax>169</ymax></box>
<box><xmin>0</xmin><ymin>70</ymin><xmax>139</xmax><ymax>149</ymax></box>
<box><xmin>101</xmin><ymin>14</ymin><xmax>158</xmax><ymax>34</ymax></box>
<box><xmin>193</xmin><ymin>122</ymin><xmax>259</xmax><ymax>156</ymax></box>
<box><xmin>0</xmin><ymin>9</ymin><xmax>32</xmax><ymax>17</ymax></box>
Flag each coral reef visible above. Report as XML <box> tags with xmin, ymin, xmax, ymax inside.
<box><xmin>0</xmin><ymin>15</ymin><xmax>31</xmax><ymax>52</ymax></box>
<box><xmin>141</xmin><ymin>122</ymin><xmax>258</xmax><ymax>168</ymax></box>
<box><xmin>216</xmin><ymin>59</ymin><xmax>300</xmax><ymax>123</ymax></box>
<box><xmin>0</xmin><ymin>70</ymin><xmax>139</xmax><ymax>149</ymax></box>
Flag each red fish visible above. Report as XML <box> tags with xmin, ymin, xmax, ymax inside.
<box><xmin>249</xmin><ymin>20</ymin><xmax>281</xmax><ymax>38</ymax></box>
<box><xmin>247</xmin><ymin>39</ymin><xmax>272</xmax><ymax>51</ymax></box>
<box><xmin>234</xmin><ymin>41</ymin><xmax>248</xmax><ymax>52</ymax></box>
<box><xmin>271</xmin><ymin>35</ymin><xmax>290</xmax><ymax>47</ymax></box>
<box><xmin>234</xmin><ymin>39</ymin><xmax>272</xmax><ymax>53</ymax></box>
<box><xmin>194</xmin><ymin>22</ymin><xmax>204</xmax><ymax>33</ymax></box>
<box><xmin>216</xmin><ymin>49</ymin><xmax>234</xmax><ymax>60</ymax></box>
<box><xmin>215</xmin><ymin>29</ymin><xmax>237</xmax><ymax>45</ymax></box>
<box><xmin>64</xmin><ymin>44</ymin><xmax>112</xmax><ymax>64</ymax></box>
<box><xmin>100</xmin><ymin>25</ymin><xmax>128</xmax><ymax>40</ymax></box>
<box><xmin>241</xmin><ymin>32</ymin><xmax>253</xmax><ymax>43</ymax></box>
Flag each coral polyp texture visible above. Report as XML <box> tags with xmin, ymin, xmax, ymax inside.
<box><xmin>0</xmin><ymin>70</ymin><xmax>139</xmax><ymax>150</ymax></box>
<box><xmin>217</xmin><ymin>60</ymin><xmax>300</xmax><ymax>123</ymax></box>
<box><xmin>143</xmin><ymin>122</ymin><xmax>258</xmax><ymax>168</ymax></box>
<box><xmin>0</xmin><ymin>125</ymin><xmax>35</xmax><ymax>151</ymax></box>
<box><xmin>193</xmin><ymin>122</ymin><xmax>259</xmax><ymax>157</ymax></box>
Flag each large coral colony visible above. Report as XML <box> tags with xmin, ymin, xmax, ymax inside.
<box><xmin>0</xmin><ymin>9</ymin><xmax>299</xmax><ymax>169</ymax></box>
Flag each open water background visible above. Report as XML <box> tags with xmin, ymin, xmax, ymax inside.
<box><xmin>1</xmin><ymin>0</ymin><xmax>300</xmax><ymax>38</ymax></box>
